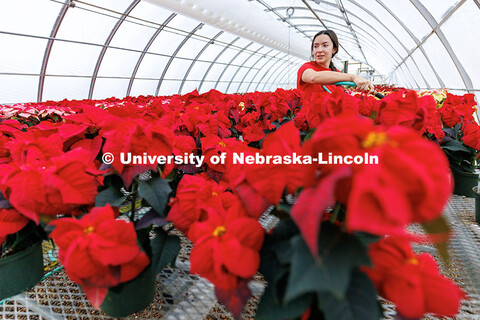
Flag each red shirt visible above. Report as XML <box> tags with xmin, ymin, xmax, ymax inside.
<box><xmin>297</xmin><ymin>61</ymin><xmax>337</xmax><ymax>104</ymax></box>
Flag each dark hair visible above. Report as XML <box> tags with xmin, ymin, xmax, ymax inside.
<box><xmin>311</xmin><ymin>30</ymin><xmax>339</xmax><ymax>71</ymax></box>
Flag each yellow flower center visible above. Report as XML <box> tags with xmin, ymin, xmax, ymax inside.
<box><xmin>84</xmin><ymin>226</ymin><xmax>95</xmax><ymax>234</ymax></box>
<box><xmin>406</xmin><ymin>258</ymin><xmax>419</xmax><ymax>265</ymax></box>
<box><xmin>218</xmin><ymin>141</ymin><xmax>226</xmax><ymax>147</ymax></box>
<box><xmin>212</xmin><ymin>226</ymin><xmax>226</xmax><ymax>237</ymax></box>
<box><xmin>361</xmin><ymin>132</ymin><xmax>389</xmax><ymax>148</ymax></box>
<box><xmin>212</xmin><ymin>191</ymin><xmax>218</xmax><ymax>196</ymax></box>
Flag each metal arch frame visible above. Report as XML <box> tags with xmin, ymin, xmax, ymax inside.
<box><xmin>253</xmin><ymin>53</ymin><xmax>288</xmax><ymax>91</ymax></box>
<box><xmin>260</xmin><ymin>58</ymin><xmax>293</xmax><ymax>92</ymax></box>
<box><xmin>407</xmin><ymin>0</ymin><xmax>473</xmax><ymax>90</ymax></box>
<box><xmin>225</xmin><ymin>45</ymin><xmax>265</xmax><ymax>93</ymax></box>
<box><xmin>338</xmin><ymin>0</ymin><xmax>426</xmax><ymax>88</ymax></box>
<box><xmin>269</xmin><ymin>4</ymin><xmax>405</xmax><ymax>64</ymax></box>
<box><xmin>155</xmin><ymin>23</ymin><xmax>204</xmax><ymax>96</ymax></box>
<box><xmin>37</xmin><ymin>0</ymin><xmax>72</xmax><ymax>102</ymax></box>
<box><xmin>373</xmin><ymin>0</ymin><xmax>431</xmax><ymax>88</ymax></box>
<box><xmin>270</xmin><ymin>6</ymin><xmax>405</xmax><ymax>67</ymax></box>
<box><xmin>255</xmin><ymin>0</ymin><xmax>312</xmax><ymax>41</ymax></box>
<box><xmin>335</xmin><ymin>0</ymin><xmax>369</xmax><ymax>64</ymax></box>
<box><xmin>213</xmin><ymin>42</ymin><xmax>254</xmax><ymax>91</ymax></box>
<box><xmin>247</xmin><ymin>52</ymin><xmax>289</xmax><ymax>92</ymax></box>
<box><xmin>286</xmin><ymin>19</ymin><xmax>404</xmax><ymax>67</ymax></box>
<box><xmin>398</xmin><ymin>64</ymin><xmax>417</xmax><ymax>88</ymax></box>
<box><xmin>354</xmin><ymin>41</ymin><xmax>396</xmax><ymax>72</ymax></box>
<box><xmin>349</xmin><ymin>0</ymin><xmax>441</xmax><ymax>87</ymax></box>
<box><xmin>287</xmin><ymin>16</ymin><xmax>403</xmax><ymax>64</ymax></box>
<box><xmin>254</xmin><ymin>54</ymin><xmax>291</xmax><ymax>92</ymax></box>
<box><xmin>88</xmin><ymin>0</ymin><xmax>140</xmax><ymax>99</ymax></box>
<box><xmin>126</xmin><ymin>13</ymin><xmax>176</xmax><ymax>97</ymax></box>
<box><xmin>75</xmin><ymin>0</ymin><xmax>294</xmax><ymax>63</ymax></box>
<box><xmin>275</xmin><ymin>62</ymin><xmax>297</xmax><ymax>89</ymax></box>
<box><xmin>272</xmin><ymin>2</ymin><xmax>428</xmax><ymax>85</ymax></box>
<box><xmin>301</xmin><ymin>29</ymin><xmax>359</xmax><ymax>46</ymax></box>
<box><xmin>197</xmin><ymin>37</ymin><xmax>240</xmax><ymax>92</ymax></box>
<box><xmin>277</xmin><ymin>57</ymin><xmax>304</xmax><ymax>88</ymax></box>
<box><xmin>302</xmin><ymin>26</ymin><xmax>399</xmax><ymax>68</ymax></box>
<box><xmin>395</xmin><ymin>64</ymin><xmax>414</xmax><ymax>88</ymax></box>
<box><xmin>300</xmin><ymin>0</ymin><xmax>355</xmax><ymax>60</ymax></box>
<box><xmin>178</xmin><ymin>31</ymin><xmax>224</xmax><ymax>94</ymax></box>
<box><xmin>401</xmin><ymin>56</ymin><xmax>429</xmax><ymax>89</ymax></box>
<box><xmin>234</xmin><ymin>49</ymin><xmax>274</xmax><ymax>93</ymax></box>
<box><xmin>273</xmin><ymin>57</ymin><xmax>302</xmax><ymax>89</ymax></box>
<box><xmin>267</xmin><ymin>59</ymin><xmax>296</xmax><ymax>91</ymax></box>
<box><xmin>3</xmin><ymin>29</ymin><xmax>249</xmax><ymax>68</ymax></box>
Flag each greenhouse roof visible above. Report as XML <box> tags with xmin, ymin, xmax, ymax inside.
<box><xmin>0</xmin><ymin>0</ymin><xmax>479</xmax><ymax>104</ymax></box>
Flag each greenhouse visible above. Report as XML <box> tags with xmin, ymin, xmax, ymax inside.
<box><xmin>1</xmin><ymin>0</ymin><xmax>480</xmax><ymax>319</ymax></box>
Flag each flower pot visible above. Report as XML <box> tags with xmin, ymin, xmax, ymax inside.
<box><xmin>0</xmin><ymin>241</ymin><xmax>44</xmax><ymax>301</ymax></box>
<box><xmin>473</xmin><ymin>187</ymin><xmax>480</xmax><ymax>224</ymax></box>
<box><xmin>452</xmin><ymin>170</ymin><xmax>479</xmax><ymax>198</ymax></box>
<box><xmin>100</xmin><ymin>265</ymin><xmax>155</xmax><ymax>318</ymax></box>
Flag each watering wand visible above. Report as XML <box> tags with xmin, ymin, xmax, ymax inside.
<box><xmin>322</xmin><ymin>81</ymin><xmax>385</xmax><ymax>99</ymax></box>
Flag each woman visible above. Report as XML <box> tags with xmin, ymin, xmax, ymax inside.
<box><xmin>297</xmin><ymin>30</ymin><xmax>374</xmax><ymax>103</ymax></box>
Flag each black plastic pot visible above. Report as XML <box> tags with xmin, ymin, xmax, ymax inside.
<box><xmin>0</xmin><ymin>241</ymin><xmax>44</xmax><ymax>301</ymax></box>
<box><xmin>452</xmin><ymin>170</ymin><xmax>479</xmax><ymax>198</ymax></box>
<box><xmin>100</xmin><ymin>265</ymin><xmax>155</xmax><ymax>318</ymax></box>
<box><xmin>473</xmin><ymin>187</ymin><xmax>480</xmax><ymax>224</ymax></box>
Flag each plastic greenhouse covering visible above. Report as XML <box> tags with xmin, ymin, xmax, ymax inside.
<box><xmin>0</xmin><ymin>0</ymin><xmax>479</xmax><ymax>105</ymax></box>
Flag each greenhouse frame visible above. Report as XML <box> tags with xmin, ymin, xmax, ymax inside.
<box><xmin>1</xmin><ymin>0</ymin><xmax>480</xmax><ymax>319</ymax></box>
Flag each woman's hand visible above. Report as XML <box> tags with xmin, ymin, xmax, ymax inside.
<box><xmin>352</xmin><ymin>75</ymin><xmax>374</xmax><ymax>93</ymax></box>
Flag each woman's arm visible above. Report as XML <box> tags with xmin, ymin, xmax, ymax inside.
<box><xmin>302</xmin><ymin>69</ymin><xmax>374</xmax><ymax>93</ymax></box>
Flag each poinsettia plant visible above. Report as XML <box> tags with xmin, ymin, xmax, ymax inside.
<box><xmin>0</xmin><ymin>103</ymin><xmax>181</xmax><ymax>312</ymax></box>
<box><xmin>163</xmin><ymin>87</ymin><xmax>465</xmax><ymax>319</ymax></box>
<box><xmin>0</xmin><ymin>86</ymin><xmax>468</xmax><ymax>320</ymax></box>
<box><xmin>435</xmin><ymin>92</ymin><xmax>480</xmax><ymax>173</ymax></box>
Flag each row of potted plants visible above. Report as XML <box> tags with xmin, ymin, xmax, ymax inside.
<box><xmin>0</xmin><ymin>85</ymin><xmax>477</xmax><ymax>319</ymax></box>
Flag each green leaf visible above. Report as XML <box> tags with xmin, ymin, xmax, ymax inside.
<box><xmin>274</xmin><ymin>241</ymin><xmax>294</xmax><ymax>265</ymax></box>
<box><xmin>137</xmin><ymin>177</ymin><xmax>172</xmax><ymax>216</ymax></box>
<box><xmin>276</xmin><ymin>202</ymin><xmax>292</xmax><ymax>215</ymax></box>
<box><xmin>302</xmin><ymin>128</ymin><xmax>316</xmax><ymax>142</ymax></box>
<box><xmin>150</xmin><ymin>229</ymin><xmax>180</xmax><ymax>276</ymax></box>
<box><xmin>421</xmin><ymin>216</ymin><xmax>451</xmax><ymax>264</ymax></box>
<box><xmin>354</xmin><ymin>232</ymin><xmax>381</xmax><ymax>248</ymax></box>
<box><xmin>259</xmin><ymin>219</ymin><xmax>298</xmax><ymax>307</ymax></box>
<box><xmin>441</xmin><ymin>140</ymin><xmax>471</xmax><ymax>153</ymax></box>
<box><xmin>317</xmin><ymin>268</ymin><xmax>380</xmax><ymax>320</ymax></box>
<box><xmin>95</xmin><ymin>184</ymin><xmax>126</xmax><ymax>207</ymax></box>
<box><xmin>284</xmin><ymin>223</ymin><xmax>370</xmax><ymax>303</ymax></box>
<box><xmin>256</xmin><ymin>281</ymin><xmax>312</xmax><ymax>320</ymax></box>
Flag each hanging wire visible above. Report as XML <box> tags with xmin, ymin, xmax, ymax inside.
<box><xmin>286</xmin><ymin>6</ymin><xmax>294</xmax><ymax>89</ymax></box>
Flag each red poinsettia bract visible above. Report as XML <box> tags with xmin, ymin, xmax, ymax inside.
<box><xmin>362</xmin><ymin>236</ymin><xmax>465</xmax><ymax>319</ymax></box>
<box><xmin>293</xmin><ymin>115</ymin><xmax>452</xmax><ymax>255</ymax></box>
<box><xmin>375</xmin><ymin>90</ymin><xmax>437</xmax><ymax>133</ymax></box>
<box><xmin>0</xmin><ymin>207</ymin><xmax>30</xmax><ymax>240</ymax></box>
<box><xmin>167</xmin><ymin>174</ymin><xmax>226</xmax><ymax>234</ymax></box>
<box><xmin>0</xmin><ymin>148</ymin><xmax>100</xmax><ymax>222</ymax></box>
<box><xmin>100</xmin><ymin>118</ymin><xmax>174</xmax><ymax>187</ymax></box>
<box><xmin>462</xmin><ymin>121</ymin><xmax>480</xmax><ymax>150</ymax></box>
<box><xmin>232</xmin><ymin>121</ymin><xmax>304</xmax><ymax>208</ymax></box>
<box><xmin>188</xmin><ymin>207</ymin><xmax>264</xmax><ymax>290</ymax></box>
<box><xmin>49</xmin><ymin>204</ymin><xmax>149</xmax><ymax>308</ymax></box>
<box><xmin>307</xmin><ymin>86</ymin><xmax>359</xmax><ymax>127</ymax></box>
